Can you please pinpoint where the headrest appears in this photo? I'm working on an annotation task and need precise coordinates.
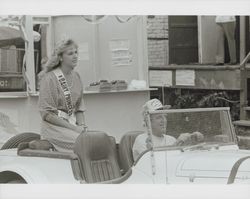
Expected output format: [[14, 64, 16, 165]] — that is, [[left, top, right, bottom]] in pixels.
[[74, 131, 113, 160]]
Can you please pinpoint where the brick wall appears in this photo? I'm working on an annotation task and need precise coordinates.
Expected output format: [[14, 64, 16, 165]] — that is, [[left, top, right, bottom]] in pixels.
[[147, 16, 169, 67]]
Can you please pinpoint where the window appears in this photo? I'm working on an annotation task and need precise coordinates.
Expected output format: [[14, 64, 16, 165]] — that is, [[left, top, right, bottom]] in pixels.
[[0, 16, 26, 92], [0, 16, 51, 93]]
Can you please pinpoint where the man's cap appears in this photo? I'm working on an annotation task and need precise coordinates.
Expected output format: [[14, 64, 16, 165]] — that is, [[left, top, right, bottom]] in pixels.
[[143, 99, 171, 112]]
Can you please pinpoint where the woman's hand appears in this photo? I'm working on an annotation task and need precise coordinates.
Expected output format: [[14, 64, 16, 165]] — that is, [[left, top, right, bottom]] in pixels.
[[74, 124, 87, 133]]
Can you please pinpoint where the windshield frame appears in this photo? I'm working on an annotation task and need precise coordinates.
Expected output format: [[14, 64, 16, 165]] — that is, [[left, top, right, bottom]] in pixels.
[[145, 107, 238, 151]]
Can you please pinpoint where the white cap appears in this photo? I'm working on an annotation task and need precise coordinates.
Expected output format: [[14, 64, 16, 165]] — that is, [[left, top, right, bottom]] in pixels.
[[143, 99, 171, 112]]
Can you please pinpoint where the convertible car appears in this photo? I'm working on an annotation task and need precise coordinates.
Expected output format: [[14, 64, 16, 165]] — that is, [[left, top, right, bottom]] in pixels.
[[0, 107, 250, 184]]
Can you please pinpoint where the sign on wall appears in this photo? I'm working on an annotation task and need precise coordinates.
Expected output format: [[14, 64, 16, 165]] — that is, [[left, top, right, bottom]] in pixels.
[[176, 70, 195, 86], [149, 70, 172, 87], [109, 39, 132, 66]]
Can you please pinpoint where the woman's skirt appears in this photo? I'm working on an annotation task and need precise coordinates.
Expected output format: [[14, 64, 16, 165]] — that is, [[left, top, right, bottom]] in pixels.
[[40, 121, 80, 152]]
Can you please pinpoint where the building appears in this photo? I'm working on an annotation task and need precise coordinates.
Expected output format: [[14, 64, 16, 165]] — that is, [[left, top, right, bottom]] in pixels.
[[0, 15, 249, 147]]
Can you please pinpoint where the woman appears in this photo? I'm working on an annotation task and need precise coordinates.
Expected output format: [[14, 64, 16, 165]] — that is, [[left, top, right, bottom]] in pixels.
[[38, 38, 86, 152]]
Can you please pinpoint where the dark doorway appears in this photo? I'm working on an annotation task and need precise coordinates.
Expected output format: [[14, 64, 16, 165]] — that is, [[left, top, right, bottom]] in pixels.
[[168, 16, 198, 65]]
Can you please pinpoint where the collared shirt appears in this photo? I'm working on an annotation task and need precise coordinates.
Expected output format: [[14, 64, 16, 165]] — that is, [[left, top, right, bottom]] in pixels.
[[132, 133, 176, 161]]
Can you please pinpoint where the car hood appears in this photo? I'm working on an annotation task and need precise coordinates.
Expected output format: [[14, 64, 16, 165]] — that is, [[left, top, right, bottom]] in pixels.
[[175, 149, 250, 178]]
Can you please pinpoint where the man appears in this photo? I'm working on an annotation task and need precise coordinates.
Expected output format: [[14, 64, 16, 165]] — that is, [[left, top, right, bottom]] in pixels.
[[132, 99, 204, 161], [215, 16, 237, 66]]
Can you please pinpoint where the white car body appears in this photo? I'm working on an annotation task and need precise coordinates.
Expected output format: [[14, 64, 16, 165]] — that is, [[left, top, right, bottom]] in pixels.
[[0, 107, 250, 184], [125, 145, 250, 184], [0, 149, 79, 184]]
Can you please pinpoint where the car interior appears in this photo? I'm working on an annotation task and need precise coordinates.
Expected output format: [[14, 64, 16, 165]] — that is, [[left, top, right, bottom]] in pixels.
[[17, 130, 144, 183]]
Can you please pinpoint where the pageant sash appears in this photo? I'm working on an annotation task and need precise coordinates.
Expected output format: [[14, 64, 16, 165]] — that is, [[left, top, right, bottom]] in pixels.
[[53, 68, 74, 119]]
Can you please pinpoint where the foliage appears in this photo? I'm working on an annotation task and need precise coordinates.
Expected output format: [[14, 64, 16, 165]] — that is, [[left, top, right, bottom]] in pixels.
[[169, 89, 240, 121]]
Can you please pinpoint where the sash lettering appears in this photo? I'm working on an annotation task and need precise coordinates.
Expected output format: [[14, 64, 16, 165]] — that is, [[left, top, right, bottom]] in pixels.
[[53, 69, 73, 116]]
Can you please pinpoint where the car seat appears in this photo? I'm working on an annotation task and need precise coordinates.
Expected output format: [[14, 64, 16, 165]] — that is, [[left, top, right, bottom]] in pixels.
[[118, 131, 144, 173], [73, 131, 121, 183]]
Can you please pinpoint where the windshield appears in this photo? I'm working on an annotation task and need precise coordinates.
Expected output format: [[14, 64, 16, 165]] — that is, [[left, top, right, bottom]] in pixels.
[[145, 108, 236, 150]]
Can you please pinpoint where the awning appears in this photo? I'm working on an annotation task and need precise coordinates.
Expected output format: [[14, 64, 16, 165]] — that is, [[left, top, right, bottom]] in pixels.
[[0, 26, 24, 48]]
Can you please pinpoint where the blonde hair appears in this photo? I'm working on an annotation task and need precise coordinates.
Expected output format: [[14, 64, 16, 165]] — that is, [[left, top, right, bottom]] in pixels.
[[44, 39, 78, 72]]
